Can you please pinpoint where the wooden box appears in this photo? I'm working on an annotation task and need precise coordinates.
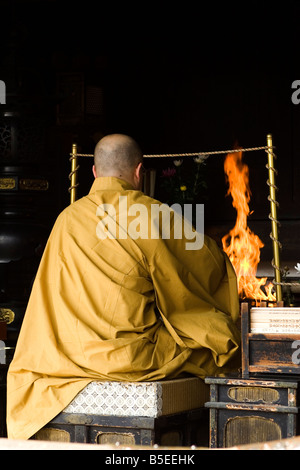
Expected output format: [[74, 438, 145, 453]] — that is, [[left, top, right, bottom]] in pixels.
[[241, 302, 300, 376], [33, 409, 208, 447], [205, 375, 300, 448]]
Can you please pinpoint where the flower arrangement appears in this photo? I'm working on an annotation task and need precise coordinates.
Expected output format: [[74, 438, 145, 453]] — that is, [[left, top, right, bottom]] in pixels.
[[159, 155, 209, 207]]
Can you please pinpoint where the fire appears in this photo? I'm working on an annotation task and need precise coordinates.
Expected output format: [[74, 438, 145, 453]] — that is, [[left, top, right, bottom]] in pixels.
[[222, 150, 276, 301]]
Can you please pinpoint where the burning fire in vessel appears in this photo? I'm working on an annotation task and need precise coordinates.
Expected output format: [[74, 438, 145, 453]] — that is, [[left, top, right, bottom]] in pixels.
[[222, 150, 276, 301]]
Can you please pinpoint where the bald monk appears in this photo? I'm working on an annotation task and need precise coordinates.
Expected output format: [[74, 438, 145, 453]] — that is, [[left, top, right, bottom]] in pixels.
[[7, 134, 240, 440]]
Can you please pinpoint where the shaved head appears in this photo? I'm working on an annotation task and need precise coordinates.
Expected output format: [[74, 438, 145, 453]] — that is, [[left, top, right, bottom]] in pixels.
[[94, 134, 143, 177]]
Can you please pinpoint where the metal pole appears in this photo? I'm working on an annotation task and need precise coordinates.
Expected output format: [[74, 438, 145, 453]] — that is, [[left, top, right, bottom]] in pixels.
[[69, 143, 79, 204], [266, 134, 282, 302]]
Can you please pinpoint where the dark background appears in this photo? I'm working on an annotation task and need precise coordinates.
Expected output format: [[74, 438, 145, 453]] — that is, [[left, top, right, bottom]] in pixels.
[[1, 0, 300, 275]]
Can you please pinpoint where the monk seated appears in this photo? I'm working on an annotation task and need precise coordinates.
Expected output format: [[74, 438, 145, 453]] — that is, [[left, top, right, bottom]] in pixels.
[[6, 134, 240, 441]]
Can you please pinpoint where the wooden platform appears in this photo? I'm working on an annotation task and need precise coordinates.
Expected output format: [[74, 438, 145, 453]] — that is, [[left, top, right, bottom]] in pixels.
[[205, 374, 300, 448], [33, 377, 210, 447]]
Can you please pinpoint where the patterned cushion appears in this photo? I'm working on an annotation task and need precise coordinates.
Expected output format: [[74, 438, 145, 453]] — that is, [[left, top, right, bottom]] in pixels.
[[63, 377, 208, 417]]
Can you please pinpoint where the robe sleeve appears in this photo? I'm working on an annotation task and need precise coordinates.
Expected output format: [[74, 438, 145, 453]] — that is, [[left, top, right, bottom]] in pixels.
[[145, 232, 241, 368]]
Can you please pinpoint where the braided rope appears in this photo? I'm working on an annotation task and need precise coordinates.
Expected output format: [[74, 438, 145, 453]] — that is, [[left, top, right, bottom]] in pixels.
[[69, 145, 271, 159], [264, 148, 285, 290], [68, 155, 80, 193], [68, 146, 272, 194], [143, 145, 270, 158]]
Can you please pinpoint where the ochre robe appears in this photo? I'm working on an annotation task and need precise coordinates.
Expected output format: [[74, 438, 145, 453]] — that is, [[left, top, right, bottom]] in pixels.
[[7, 177, 240, 440]]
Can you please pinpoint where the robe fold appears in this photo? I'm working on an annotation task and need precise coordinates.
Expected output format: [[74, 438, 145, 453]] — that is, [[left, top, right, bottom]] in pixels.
[[7, 177, 240, 440]]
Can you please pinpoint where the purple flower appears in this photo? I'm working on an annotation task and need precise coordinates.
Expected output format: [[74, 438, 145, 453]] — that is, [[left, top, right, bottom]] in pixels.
[[162, 168, 176, 177]]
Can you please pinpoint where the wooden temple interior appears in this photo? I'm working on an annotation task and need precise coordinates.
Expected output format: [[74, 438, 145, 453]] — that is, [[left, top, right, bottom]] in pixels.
[[1, 0, 300, 450]]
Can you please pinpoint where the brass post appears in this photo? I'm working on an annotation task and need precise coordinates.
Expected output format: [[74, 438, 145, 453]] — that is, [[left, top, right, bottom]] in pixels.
[[267, 134, 282, 301], [70, 143, 79, 204]]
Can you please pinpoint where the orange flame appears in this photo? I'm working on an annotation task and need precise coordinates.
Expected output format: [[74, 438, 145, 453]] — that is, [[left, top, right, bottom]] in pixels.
[[222, 150, 276, 301]]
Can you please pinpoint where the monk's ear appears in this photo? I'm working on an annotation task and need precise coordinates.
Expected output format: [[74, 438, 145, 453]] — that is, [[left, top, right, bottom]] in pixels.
[[133, 162, 143, 190], [135, 162, 143, 179], [92, 165, 97, 179]]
